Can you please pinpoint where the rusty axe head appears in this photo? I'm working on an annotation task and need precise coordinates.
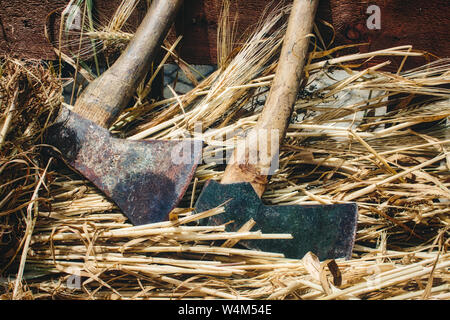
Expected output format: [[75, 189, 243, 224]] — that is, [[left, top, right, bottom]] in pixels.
[[47, 107, 201, 225], [45, 0, 202, 225]]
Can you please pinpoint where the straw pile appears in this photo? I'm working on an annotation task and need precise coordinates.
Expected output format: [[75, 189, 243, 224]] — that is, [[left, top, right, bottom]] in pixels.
[[0, 59, 61, 278], [0, 1, 449, 300]]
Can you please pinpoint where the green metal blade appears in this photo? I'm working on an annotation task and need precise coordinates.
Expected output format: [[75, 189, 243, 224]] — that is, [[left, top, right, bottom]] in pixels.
[[195, 180, 358, 260]]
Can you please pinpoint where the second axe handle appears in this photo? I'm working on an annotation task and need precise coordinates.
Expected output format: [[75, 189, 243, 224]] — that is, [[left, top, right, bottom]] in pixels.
[[221, 0, 319, 197], [73, 0, 183, 129]]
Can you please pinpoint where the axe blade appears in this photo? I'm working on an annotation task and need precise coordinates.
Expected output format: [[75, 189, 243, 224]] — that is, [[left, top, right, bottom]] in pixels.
[[195, 180, 358, 260], [46, 107, 202, 225]]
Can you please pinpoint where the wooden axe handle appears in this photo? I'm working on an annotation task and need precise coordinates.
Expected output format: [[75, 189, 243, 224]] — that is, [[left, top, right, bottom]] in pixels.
[[73, 0, 183, 128], [221, 0, 319, 197]]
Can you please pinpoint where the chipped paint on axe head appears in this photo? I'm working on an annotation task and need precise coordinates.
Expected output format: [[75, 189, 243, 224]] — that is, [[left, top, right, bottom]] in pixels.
[[195, 180, 358, 260], [45, 106, 203, 225]]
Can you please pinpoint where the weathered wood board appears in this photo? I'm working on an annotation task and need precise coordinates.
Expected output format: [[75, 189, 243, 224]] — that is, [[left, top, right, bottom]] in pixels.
[[0, 0, 448, 70]]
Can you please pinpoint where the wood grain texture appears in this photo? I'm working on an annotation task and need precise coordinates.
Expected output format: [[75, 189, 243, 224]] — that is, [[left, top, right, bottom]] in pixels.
[[221, 0, 319, 196], [0, 0, 449, 70], [72, 0, 183, 128], [0, 0, 147, 59]]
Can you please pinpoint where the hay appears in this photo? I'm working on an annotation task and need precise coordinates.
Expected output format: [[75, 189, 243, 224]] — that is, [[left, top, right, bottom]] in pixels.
[[0, 2, 449, 300], [0, 58, 61, 298]]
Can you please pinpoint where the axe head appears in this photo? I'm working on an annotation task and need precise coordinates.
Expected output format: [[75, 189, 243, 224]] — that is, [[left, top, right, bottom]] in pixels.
[[46, 107, 202, 225], [195, 180, 358, 260]]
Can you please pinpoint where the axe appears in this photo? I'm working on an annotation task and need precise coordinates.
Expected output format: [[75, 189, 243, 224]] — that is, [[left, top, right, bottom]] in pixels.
[[195, 0, 358, 260], [46, 0, 203, 225]]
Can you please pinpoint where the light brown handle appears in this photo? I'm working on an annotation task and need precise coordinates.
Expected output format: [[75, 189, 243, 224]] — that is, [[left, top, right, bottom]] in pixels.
[[221, 0, 319, 197], [73, 0, 183, 128]]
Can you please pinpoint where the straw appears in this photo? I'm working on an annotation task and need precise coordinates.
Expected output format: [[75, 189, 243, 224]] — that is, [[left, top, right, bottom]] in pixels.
[[1, 0, 449, 300]]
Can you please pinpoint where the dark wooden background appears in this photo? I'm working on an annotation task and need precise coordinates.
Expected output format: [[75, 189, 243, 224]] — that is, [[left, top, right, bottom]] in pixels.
[[0, 0, 449, 70]]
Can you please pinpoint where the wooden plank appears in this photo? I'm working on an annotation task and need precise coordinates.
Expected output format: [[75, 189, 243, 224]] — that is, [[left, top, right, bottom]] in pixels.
[[323, 0, 450, 70], [0, 0, 146, 59], [0, 0, 448, 70]]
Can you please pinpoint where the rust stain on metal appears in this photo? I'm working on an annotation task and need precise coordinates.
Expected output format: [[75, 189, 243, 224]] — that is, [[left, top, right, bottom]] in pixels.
[[46, 107, 202, 225]]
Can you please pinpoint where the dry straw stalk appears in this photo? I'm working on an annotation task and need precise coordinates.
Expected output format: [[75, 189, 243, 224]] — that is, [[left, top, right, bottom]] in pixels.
[[1, 1, 449, 300]]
